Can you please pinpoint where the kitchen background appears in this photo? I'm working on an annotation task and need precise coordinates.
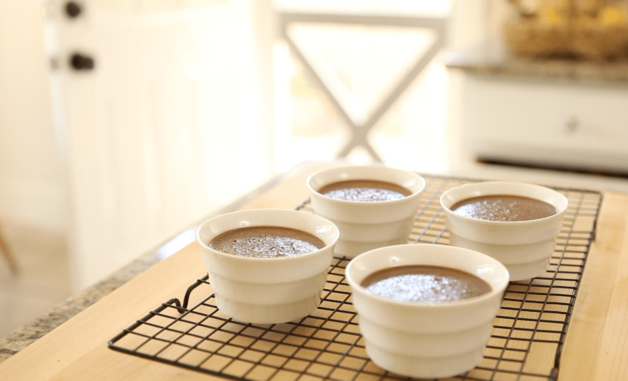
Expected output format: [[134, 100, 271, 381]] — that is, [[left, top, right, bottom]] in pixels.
[[1, 0, 628, 338]]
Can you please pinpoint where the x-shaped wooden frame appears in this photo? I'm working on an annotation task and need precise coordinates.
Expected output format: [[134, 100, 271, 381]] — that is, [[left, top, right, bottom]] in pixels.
[[279, 11, 447, 161]]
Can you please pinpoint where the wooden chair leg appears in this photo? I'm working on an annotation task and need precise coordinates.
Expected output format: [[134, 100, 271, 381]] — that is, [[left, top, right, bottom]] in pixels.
[[0, 227, 18, 275]]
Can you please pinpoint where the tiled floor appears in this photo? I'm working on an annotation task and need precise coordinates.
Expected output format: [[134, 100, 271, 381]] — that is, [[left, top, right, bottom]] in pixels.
[[0, 222, 70, 339]]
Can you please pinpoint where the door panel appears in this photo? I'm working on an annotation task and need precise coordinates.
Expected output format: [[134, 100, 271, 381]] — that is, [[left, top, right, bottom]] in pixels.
[[52, 0, 274, 290]]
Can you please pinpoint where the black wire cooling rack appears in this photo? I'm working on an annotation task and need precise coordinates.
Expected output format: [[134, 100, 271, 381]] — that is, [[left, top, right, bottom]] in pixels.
[[109, 174, 603, 381]]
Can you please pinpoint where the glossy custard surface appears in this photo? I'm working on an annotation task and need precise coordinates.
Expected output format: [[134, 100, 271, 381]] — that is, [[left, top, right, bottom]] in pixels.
[[451, 195, 557, 222], [209, 226, 325, 258], [318, 180, 411, 202], [361, 265, 491, 303]]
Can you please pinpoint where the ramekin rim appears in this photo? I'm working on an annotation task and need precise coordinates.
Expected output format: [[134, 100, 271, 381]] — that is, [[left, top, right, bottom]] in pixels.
[[196, 208, 340, 262], [306, 165, 427, 205], [345, 244, 510, 308], [439, 181, 569, 225]]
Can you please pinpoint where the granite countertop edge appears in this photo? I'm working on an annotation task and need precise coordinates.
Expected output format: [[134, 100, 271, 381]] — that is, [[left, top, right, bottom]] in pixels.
[[0, 250, 162, 365], [446, 52, 628, 85]]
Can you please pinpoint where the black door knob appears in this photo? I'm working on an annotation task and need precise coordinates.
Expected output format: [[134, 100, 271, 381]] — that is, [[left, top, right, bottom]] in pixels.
[[70, 53, 95, 71], [65, 1, 82, 18]]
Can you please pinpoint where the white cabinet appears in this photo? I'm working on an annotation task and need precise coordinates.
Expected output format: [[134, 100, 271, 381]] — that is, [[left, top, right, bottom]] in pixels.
[[456, 74, 628, 173]]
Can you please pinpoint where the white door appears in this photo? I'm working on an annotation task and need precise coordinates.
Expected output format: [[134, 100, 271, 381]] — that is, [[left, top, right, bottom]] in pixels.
[[48, 0, 275, 291]]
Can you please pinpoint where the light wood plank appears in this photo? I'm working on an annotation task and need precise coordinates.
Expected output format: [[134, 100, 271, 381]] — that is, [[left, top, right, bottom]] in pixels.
[[560, 192, 628, 381], [594, 194, 628, 381], [0, 243, 209, 381]]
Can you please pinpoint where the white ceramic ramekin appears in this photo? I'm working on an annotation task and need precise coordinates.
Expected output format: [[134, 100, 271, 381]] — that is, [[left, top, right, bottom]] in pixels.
[[346, 244, 509, 379], [440, 181, 569, 281], [307, 165, 426, 258], [197, 209, 339, 324]]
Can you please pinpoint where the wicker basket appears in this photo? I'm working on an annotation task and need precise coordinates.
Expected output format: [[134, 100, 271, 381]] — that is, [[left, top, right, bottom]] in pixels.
[[503, 18, 572, 57], [571, 22, 628, 59]]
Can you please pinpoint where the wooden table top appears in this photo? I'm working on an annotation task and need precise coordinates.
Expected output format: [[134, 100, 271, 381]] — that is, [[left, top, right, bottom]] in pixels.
[[1, 161, 627, 381]]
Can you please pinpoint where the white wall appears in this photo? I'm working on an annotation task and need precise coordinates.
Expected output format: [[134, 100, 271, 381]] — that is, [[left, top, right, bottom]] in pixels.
[[0, 0, 68, 231]]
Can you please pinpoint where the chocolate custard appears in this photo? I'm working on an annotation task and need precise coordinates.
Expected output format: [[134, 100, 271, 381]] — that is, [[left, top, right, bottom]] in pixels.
[[210, 226, 325, 258], [361, 265, 491, 303], [451, 195, 557, 222], [318, 180, 411, 202]]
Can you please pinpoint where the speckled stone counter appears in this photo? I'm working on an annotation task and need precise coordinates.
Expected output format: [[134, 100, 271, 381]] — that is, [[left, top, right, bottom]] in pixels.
[[0, 250, 163, 364], [446, 52, 628, 85]]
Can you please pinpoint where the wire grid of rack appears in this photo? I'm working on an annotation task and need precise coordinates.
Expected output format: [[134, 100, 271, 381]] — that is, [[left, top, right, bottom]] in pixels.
[[109, 174, 603, 381]]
